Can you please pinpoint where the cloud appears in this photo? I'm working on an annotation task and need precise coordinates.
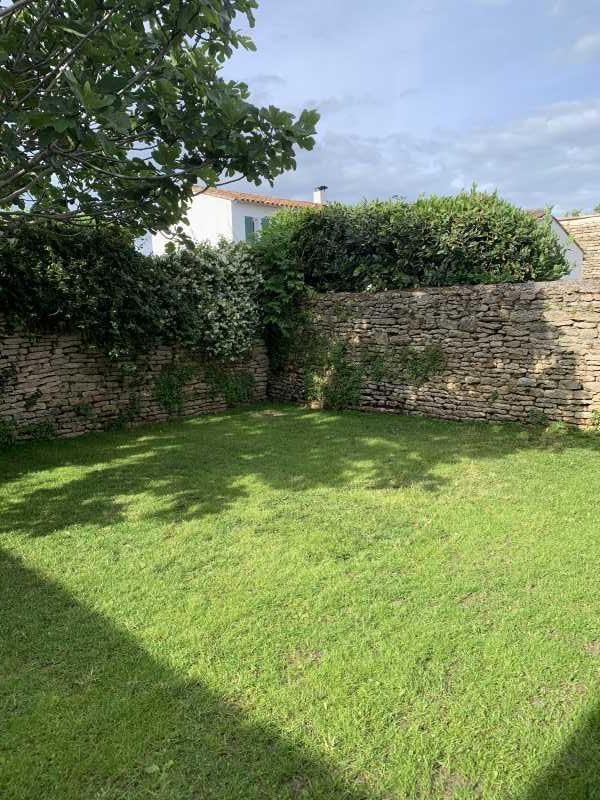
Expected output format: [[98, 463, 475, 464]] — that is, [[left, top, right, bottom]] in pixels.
[[302, 95, 378, 115], [250, 74, 286, 87], [304, 89, 419, 116], [242, 98, 600, 214], [570, 32, 600, 62], [551, 0, 599, 16], [246, 73, 287, 106]]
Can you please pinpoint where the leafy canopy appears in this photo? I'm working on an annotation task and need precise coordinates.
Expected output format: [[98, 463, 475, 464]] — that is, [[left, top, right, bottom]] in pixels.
[[0, 0, 318, 232]]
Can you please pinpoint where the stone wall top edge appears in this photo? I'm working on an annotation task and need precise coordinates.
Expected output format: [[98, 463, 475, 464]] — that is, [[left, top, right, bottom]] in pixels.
[[309, 280, 600, 303]]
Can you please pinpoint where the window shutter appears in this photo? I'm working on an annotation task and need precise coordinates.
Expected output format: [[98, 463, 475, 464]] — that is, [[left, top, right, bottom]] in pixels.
[[261, 217, 271, 230], [244, 216, 255, 240]]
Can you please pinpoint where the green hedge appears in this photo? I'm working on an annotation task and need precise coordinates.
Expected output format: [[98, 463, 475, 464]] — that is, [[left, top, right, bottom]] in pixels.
[[0, 223, 262, 362], [255, 190, 568, 294]]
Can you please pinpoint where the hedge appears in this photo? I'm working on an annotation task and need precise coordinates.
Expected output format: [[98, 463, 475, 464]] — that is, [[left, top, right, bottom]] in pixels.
[[254, 190, 569, 294], [0, 191, 570, 373], [0, 223, 263, 362]]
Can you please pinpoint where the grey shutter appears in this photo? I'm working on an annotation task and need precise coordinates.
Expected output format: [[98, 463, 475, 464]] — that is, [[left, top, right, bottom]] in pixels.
[[244, 216, 255, 240]]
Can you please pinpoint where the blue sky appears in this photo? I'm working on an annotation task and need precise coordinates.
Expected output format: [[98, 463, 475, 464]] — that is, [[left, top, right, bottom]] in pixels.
[[223, 0, 600, 212]]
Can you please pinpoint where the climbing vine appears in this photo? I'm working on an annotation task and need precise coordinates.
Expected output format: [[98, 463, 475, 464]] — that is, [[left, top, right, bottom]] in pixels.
[[24, 388, 42, 410], [20, 419, 56, 440], [363, 345, 447, 387], [0, 418, 16, 447], [295, 323, 447, 411], [0, 363, 16, 393], [402, 346, 447, 386], [297, 330, 364, 411], [154, 364, 195, 416], [204, 364, 256, 406]]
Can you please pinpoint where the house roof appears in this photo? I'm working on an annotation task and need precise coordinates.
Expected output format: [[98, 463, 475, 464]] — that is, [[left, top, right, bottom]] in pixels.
[[525, 208, 584, 253], [558, 213, 600, 222], [192, 186, 319, 209], [527, 208, 548, 220]]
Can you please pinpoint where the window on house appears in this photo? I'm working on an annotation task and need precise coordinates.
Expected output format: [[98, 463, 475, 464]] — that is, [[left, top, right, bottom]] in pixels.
[[244, 216, 255, 241]]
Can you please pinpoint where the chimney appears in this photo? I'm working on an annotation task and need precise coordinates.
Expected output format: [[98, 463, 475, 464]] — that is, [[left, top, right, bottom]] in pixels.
[[313, 185, 328, 205]]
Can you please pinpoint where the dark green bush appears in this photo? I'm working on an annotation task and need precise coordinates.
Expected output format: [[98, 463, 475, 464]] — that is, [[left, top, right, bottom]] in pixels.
[[0, 222, 149, 359], [255, 189, 568, 294], [0, 224, 262, 362], [156, 243, 263, 361]]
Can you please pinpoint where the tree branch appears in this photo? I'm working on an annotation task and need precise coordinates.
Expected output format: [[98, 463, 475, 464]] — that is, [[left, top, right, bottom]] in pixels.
[[0, 167, 51, 204], [0, 149, 49, 187], [0, 0, 37, 22], [7, 0, 128, 114]]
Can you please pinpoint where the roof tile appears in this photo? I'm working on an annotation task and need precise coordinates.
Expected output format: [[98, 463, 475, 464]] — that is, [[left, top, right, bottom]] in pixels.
[[193, 186, 319, 209]]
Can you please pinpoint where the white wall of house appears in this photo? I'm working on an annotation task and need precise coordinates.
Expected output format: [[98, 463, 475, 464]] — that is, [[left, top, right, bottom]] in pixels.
[[185, 193, 234, 246], [141, 193, 234, 254], [138, 195, 285, 254], [135, 232, 154, 255], [231, 201, 280, 242]]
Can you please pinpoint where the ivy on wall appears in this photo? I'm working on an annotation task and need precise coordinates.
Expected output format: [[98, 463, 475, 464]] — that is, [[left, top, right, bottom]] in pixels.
[[293, 320, 447, 411], [154, 364, 195, 416], [304, 340, 364, 411], [152, 360, 258, 419], [0, 415, 57, 445], [363, 345, 447, 387], [204, 364, 256, 406], [0, 363, 17, 393], [0, 418, 16, 447]]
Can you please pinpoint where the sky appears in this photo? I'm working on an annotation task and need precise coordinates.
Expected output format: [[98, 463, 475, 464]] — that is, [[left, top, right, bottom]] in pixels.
[[223, 0, 600, 213]]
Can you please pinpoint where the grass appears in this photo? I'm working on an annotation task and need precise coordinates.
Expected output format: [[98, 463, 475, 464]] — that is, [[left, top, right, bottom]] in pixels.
[[1, 404, 600, 799]]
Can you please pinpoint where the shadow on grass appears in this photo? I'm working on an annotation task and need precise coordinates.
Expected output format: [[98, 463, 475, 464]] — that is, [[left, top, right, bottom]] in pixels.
[[0, 549, 380, 800], [1, 405, 599, 538], [523, 705, 600, 800]]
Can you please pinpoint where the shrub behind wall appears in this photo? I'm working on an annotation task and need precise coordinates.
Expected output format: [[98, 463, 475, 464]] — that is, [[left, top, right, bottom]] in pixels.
[[0, 223, 263, 362], [255, 189, 569, 295]]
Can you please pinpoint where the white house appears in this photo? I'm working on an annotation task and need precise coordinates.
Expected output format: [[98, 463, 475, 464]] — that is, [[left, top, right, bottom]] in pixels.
[[139, 185, 327, 255], [527, 209, 584, 281]]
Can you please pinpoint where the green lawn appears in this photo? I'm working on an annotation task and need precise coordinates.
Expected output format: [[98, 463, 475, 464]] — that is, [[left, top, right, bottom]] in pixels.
[[2, 405, 600, 800]]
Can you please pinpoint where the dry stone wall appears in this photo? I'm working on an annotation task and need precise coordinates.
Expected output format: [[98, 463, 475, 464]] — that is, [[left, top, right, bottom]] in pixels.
[[560, 215, 600, 280], [5, 281, 600, 438], [270, 281, 600, 426], [0, 324, 267, 439]]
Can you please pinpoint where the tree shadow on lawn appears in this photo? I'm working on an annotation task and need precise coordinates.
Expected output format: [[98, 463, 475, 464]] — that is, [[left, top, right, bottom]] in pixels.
[[523, 703, 600, 800], [0, 549, 382, 800], [1, 405, 599, 538]]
